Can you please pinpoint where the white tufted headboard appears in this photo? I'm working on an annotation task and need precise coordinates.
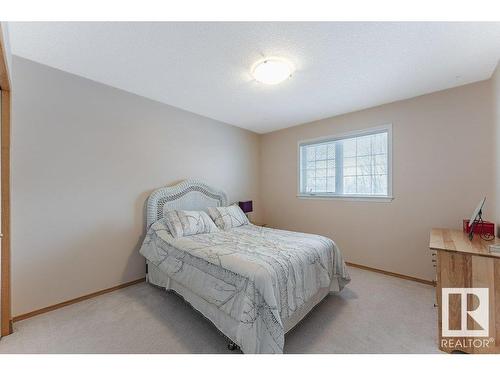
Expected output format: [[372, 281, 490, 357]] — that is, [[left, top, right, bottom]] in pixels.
[[146, 179, 228, 229]]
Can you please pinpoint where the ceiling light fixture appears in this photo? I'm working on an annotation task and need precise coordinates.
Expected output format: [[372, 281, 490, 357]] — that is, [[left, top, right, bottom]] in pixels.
[[251, 57, 294, 85]]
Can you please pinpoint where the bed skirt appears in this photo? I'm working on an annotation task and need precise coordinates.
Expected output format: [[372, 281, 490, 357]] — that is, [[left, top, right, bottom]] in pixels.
[[146, 260, 330, 349]]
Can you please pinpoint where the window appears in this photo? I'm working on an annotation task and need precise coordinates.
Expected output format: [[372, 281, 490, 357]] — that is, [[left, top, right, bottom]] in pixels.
[[298, 125, 392, 200]]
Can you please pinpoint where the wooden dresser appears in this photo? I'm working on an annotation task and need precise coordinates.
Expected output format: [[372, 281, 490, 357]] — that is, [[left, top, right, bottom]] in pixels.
[[429, 228, 500, 353]]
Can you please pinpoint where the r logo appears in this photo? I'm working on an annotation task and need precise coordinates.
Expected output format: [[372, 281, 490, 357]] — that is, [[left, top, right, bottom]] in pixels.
[[442, 288, 489, 337]]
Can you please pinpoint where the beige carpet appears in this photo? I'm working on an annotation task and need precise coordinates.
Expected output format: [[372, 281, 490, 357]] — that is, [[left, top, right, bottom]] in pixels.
[[0, 267, 441, 354]]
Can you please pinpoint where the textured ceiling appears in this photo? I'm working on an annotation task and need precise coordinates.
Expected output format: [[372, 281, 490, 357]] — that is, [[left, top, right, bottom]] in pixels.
[[8, 22, 500, 133]]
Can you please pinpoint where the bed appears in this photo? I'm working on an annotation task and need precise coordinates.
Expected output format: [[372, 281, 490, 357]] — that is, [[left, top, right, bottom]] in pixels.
[[139, 179, 350, 354]]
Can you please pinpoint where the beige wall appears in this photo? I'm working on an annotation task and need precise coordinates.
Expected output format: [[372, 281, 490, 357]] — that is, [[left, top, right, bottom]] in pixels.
[[10, 54, 498, 315], [493, 62, 500, 229], [11, 57, 261, 316], [260, 80, 494, 281]]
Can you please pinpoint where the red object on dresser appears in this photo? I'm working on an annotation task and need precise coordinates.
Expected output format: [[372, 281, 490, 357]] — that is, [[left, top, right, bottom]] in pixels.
[[462, 219, 495, 237]]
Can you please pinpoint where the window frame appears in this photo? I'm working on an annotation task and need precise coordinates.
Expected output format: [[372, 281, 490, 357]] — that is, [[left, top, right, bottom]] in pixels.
[[297, 124, 393, 202]]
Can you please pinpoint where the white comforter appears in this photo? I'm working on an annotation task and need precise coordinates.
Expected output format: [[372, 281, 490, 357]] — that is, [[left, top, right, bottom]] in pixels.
[[139, 222, 350, 353]]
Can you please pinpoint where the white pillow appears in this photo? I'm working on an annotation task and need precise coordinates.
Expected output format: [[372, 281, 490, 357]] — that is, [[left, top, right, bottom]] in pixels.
[[164, 210, 219, 238], [207, 205, 249, 230]]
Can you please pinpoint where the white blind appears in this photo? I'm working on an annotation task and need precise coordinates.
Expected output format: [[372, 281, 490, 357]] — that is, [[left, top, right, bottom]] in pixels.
[[299, 129, 389, 196]]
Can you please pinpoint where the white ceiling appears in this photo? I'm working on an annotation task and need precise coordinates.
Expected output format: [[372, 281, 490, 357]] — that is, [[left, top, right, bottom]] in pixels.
[[8, 22, 500, 133]]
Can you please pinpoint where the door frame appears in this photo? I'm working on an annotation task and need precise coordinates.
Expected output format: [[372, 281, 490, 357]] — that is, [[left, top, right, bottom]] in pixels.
[[0, 25, 12, 337]]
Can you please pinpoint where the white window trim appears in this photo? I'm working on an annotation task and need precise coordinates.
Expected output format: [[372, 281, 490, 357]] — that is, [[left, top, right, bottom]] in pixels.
[[297, 124, 394, 202]]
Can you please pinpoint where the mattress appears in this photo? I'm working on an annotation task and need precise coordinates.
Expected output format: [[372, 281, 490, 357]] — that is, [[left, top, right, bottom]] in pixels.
[[139, 222, 350, 354]]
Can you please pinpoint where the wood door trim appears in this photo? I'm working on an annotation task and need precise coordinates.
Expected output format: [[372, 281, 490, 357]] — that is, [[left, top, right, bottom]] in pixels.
[[0, 26, 10, 91], [0, 24, 12, 337]]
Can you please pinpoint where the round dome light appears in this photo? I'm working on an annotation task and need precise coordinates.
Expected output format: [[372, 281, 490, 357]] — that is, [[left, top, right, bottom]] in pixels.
[[251, 58, 294, 85]]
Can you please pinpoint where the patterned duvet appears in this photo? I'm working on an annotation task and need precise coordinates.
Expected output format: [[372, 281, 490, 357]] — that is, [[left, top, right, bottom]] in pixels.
[[139, 221, 350, 354]]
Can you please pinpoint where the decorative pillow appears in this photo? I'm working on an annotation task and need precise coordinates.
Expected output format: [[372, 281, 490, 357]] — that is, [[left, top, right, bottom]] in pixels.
[[207, 205, 249, 230], [164, 210, 219, 238]]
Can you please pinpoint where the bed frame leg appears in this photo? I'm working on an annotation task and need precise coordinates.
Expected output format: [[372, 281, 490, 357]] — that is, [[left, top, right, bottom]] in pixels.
[[227, 341, 239, 351]]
